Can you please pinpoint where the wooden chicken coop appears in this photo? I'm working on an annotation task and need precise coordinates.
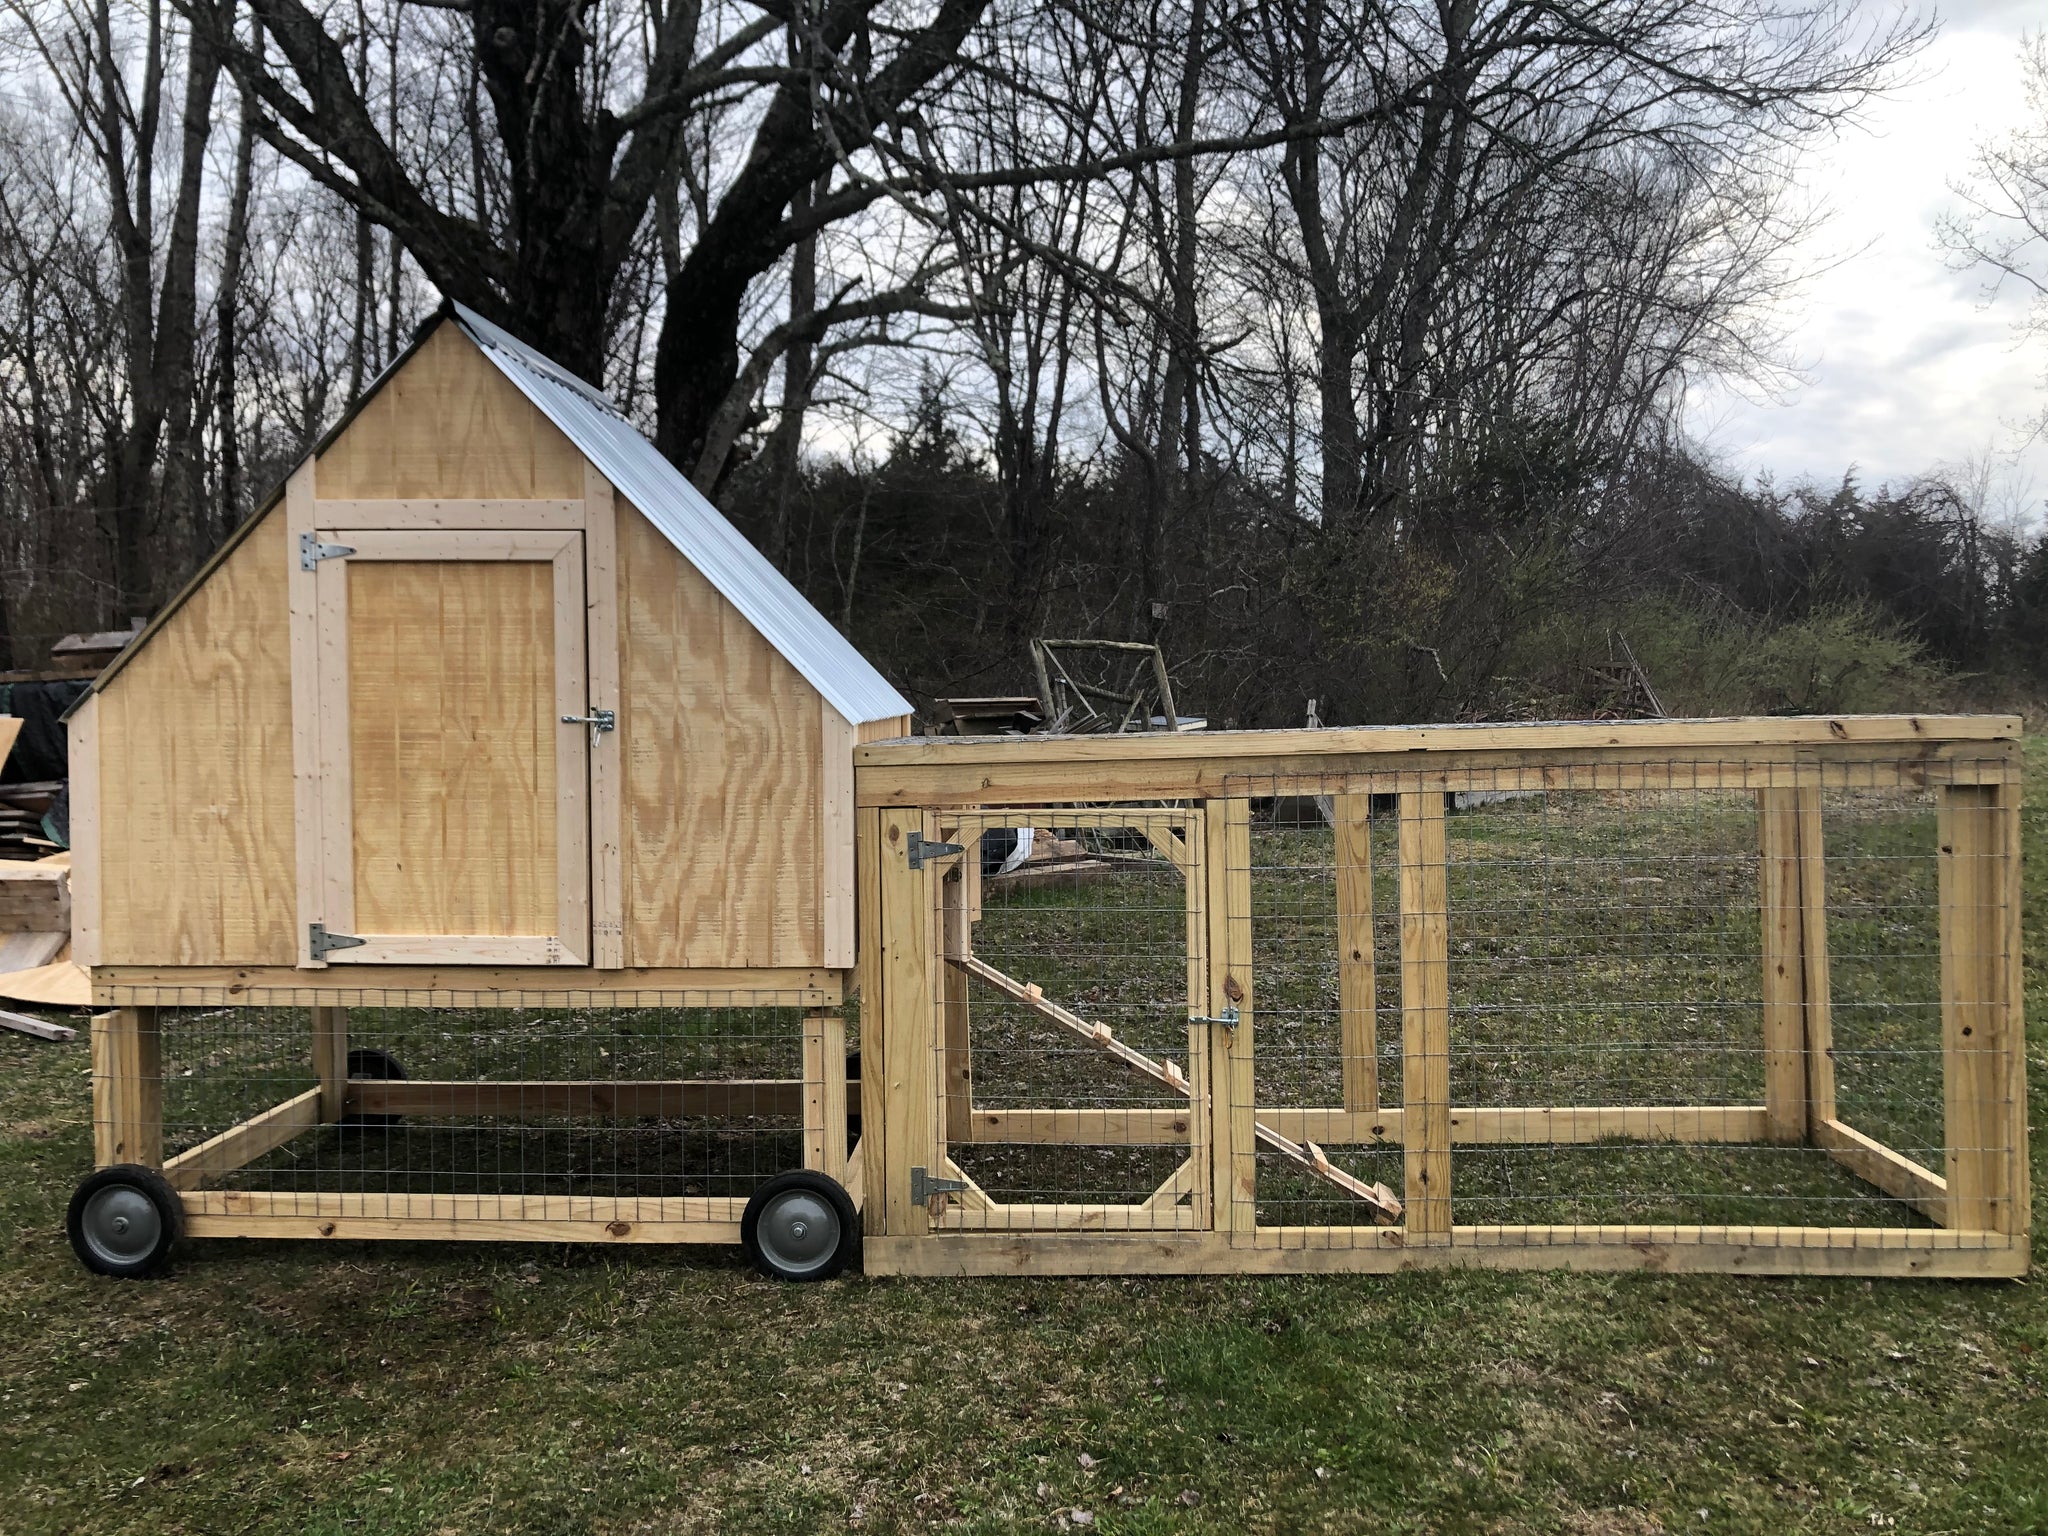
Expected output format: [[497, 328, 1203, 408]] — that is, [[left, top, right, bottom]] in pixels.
[[66, 304, 907, 1281]]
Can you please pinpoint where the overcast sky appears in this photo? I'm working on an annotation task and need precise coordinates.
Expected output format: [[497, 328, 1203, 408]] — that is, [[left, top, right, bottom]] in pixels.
[[1689, 0, 2046, 514]]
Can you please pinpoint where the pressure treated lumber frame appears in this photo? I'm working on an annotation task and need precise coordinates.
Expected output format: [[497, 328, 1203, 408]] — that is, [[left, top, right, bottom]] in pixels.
[[89, 996, 851, 1247], [855, 715, 2030, 1279]]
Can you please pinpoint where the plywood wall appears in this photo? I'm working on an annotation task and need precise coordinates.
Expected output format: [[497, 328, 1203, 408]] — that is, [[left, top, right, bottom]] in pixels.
[[95, 508, 298, 964], [618, 503, 826, 967], [315, 322, 584, 500]]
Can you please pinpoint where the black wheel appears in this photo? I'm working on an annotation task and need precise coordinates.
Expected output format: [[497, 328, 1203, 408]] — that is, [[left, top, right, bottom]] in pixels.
[[68, 1165, 182, 1278], [342, 1046, 407, 1128], [742, 1171, 859, 1281]]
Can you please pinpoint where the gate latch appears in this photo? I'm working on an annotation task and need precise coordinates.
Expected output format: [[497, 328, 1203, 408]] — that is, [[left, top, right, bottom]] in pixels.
[[909, 1165, 967, 1203], [299, 533, 356, 570], [308, 922, 366, 961], [561, 709, 617, 743], [1189, 1004, 1241, 1028], [906, 831, 965, 870]]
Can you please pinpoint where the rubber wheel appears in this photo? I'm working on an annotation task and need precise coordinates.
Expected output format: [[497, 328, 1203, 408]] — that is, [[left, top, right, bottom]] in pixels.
[[742, 1171, 859, 1282], [342, 1046, 407, 1128], [68, 1165, 182, 1278]]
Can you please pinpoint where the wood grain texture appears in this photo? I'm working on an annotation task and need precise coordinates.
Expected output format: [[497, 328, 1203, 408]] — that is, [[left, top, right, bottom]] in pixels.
[[821, 704, 856, 968], [67, 694, 101, 966], [1398, 791, 1452, 1240], [348, 558, 560, 938], [618, 503, 824, 968], [313, 321, 583, 500], [1334, 793, 1377, 1112], [96, 509, 297, 965], [1793, 786, 1837, 1125], [1757, 789, 1809, 1144], [1939, 784, 2019, 1234], [91, 1006, 161, 1167], [585, 467, 625, 968]]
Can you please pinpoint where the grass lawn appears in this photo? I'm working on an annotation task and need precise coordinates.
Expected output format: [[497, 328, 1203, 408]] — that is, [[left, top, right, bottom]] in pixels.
[[4, 760, 2046, 1533]]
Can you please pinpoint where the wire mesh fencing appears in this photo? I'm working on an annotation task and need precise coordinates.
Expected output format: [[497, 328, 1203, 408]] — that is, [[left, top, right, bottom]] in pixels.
[[96, 991, 843, 1231], [874, 738, 2023, 1274]]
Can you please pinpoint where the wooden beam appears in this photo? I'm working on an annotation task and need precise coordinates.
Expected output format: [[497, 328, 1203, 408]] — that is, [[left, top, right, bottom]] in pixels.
[[0, 1010, 74, 1042], [939, 870, 973, 1144], [181, 1189, 744, 1244], [876, 809, 937, 1237], [958, 1104, 1776, 1147], [584, 468, 624, 969], [92, 965, 843, 1008], [162, 1088, 323, 1191], [286, 461, 324, 967], [64, 692, 100, 967], [1206, 799, 1257, 1233], [90, 1006, 160, 1167], [1334, 793, 1377, 1113], [308, 498, 585, 527], [1794, 786, 1837, 1126], [1758, 789, 1809, 1144], [312, 1005, 348, 1122], [856, 808, 889, 1231], [863, 1226, 2028, 1279], [803, 1010, 848, 1182], [1939, 784, 2020, 1234], [1813, 1118, 1947, 1224], [353, 1079, 805, 1118], [1399, 792, 1452, 1240]]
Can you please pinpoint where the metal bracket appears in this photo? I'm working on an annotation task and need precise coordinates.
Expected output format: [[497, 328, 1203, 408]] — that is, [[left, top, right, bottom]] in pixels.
[[561, 709, 617, 743], [299, 533, 356, 570], [906, 831, 965, 870], [909, 1165, 967, 1203], [1189, 1004, 1241, 1028], [308, 922, 366, 961]]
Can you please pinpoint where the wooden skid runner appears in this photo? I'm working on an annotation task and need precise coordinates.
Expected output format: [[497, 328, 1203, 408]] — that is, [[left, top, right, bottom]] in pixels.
[[954, 954, 1403, 1222]]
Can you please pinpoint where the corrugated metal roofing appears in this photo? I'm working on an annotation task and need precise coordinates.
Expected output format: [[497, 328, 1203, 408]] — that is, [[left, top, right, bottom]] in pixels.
[[452, 302, 912, 726]]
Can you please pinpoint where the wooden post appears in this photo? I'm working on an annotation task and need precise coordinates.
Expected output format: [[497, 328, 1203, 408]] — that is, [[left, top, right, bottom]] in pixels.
[[875, 809, 937, 1237], [1202, 799, 1256, 1235], [312, 1005, 349, 1123], [857, 807, 889, 1226], [802, 1009, 848, 1183], [939, 867, 974, 1144], [1794, 786, 1836, 1125], [91, 1006, 161, 1168], [1758, 789, 1809, 1144], [1398, 792, 1451, 1240], [1335, 793, 1378, 1113], [1939, 784, 2021, 1234], [1181, 813, 1212, 1228]]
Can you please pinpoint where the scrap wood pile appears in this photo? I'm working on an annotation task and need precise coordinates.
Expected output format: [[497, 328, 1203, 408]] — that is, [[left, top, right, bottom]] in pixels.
[[0, 781, 62, 859]]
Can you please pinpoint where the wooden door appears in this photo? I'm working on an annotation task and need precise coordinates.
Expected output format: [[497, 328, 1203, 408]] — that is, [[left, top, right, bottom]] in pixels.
[[308, 529, 590, 964]]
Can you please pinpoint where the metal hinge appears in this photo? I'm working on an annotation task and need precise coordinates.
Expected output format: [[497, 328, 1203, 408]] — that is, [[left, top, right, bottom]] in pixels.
[[909, 1165, 967, 1203], [299, 533, 356, 570], [906, 831, 965, 870], [560, 709, 616, 742], [308, 922, 366, 961], [1189, 1004, 1241, 1028]]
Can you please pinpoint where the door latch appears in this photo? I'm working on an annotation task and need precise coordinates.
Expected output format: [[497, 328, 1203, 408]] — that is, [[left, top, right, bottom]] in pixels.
[[1190, 1004, 1241, 1028], [561, 709, 616, 742]]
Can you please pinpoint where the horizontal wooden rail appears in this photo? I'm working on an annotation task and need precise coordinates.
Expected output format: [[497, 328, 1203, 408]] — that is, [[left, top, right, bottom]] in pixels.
[[857, 715, 2017, 807], [960, 1105, 1774, 1147], [162, 1088, 324, 1191], [182, 1190, 744, 1244], [352, 1079, 804, 1119]]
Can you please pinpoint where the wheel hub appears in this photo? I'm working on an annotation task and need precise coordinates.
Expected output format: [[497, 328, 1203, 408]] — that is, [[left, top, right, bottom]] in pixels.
[[757, 1190, 837, 1277], [81, 1186, 161, 1266]]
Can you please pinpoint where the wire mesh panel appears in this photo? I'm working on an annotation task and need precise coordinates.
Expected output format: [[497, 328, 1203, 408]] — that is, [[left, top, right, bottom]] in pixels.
[[927, 809, 1209, 1231], [94, 990, 840, 1241], [1216, 759, 2023, 1260]]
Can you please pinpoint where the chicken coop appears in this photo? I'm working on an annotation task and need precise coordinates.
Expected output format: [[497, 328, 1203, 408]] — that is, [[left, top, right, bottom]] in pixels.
[[851, 717, 2029, 1280], [66, 303, 907, 1281]]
